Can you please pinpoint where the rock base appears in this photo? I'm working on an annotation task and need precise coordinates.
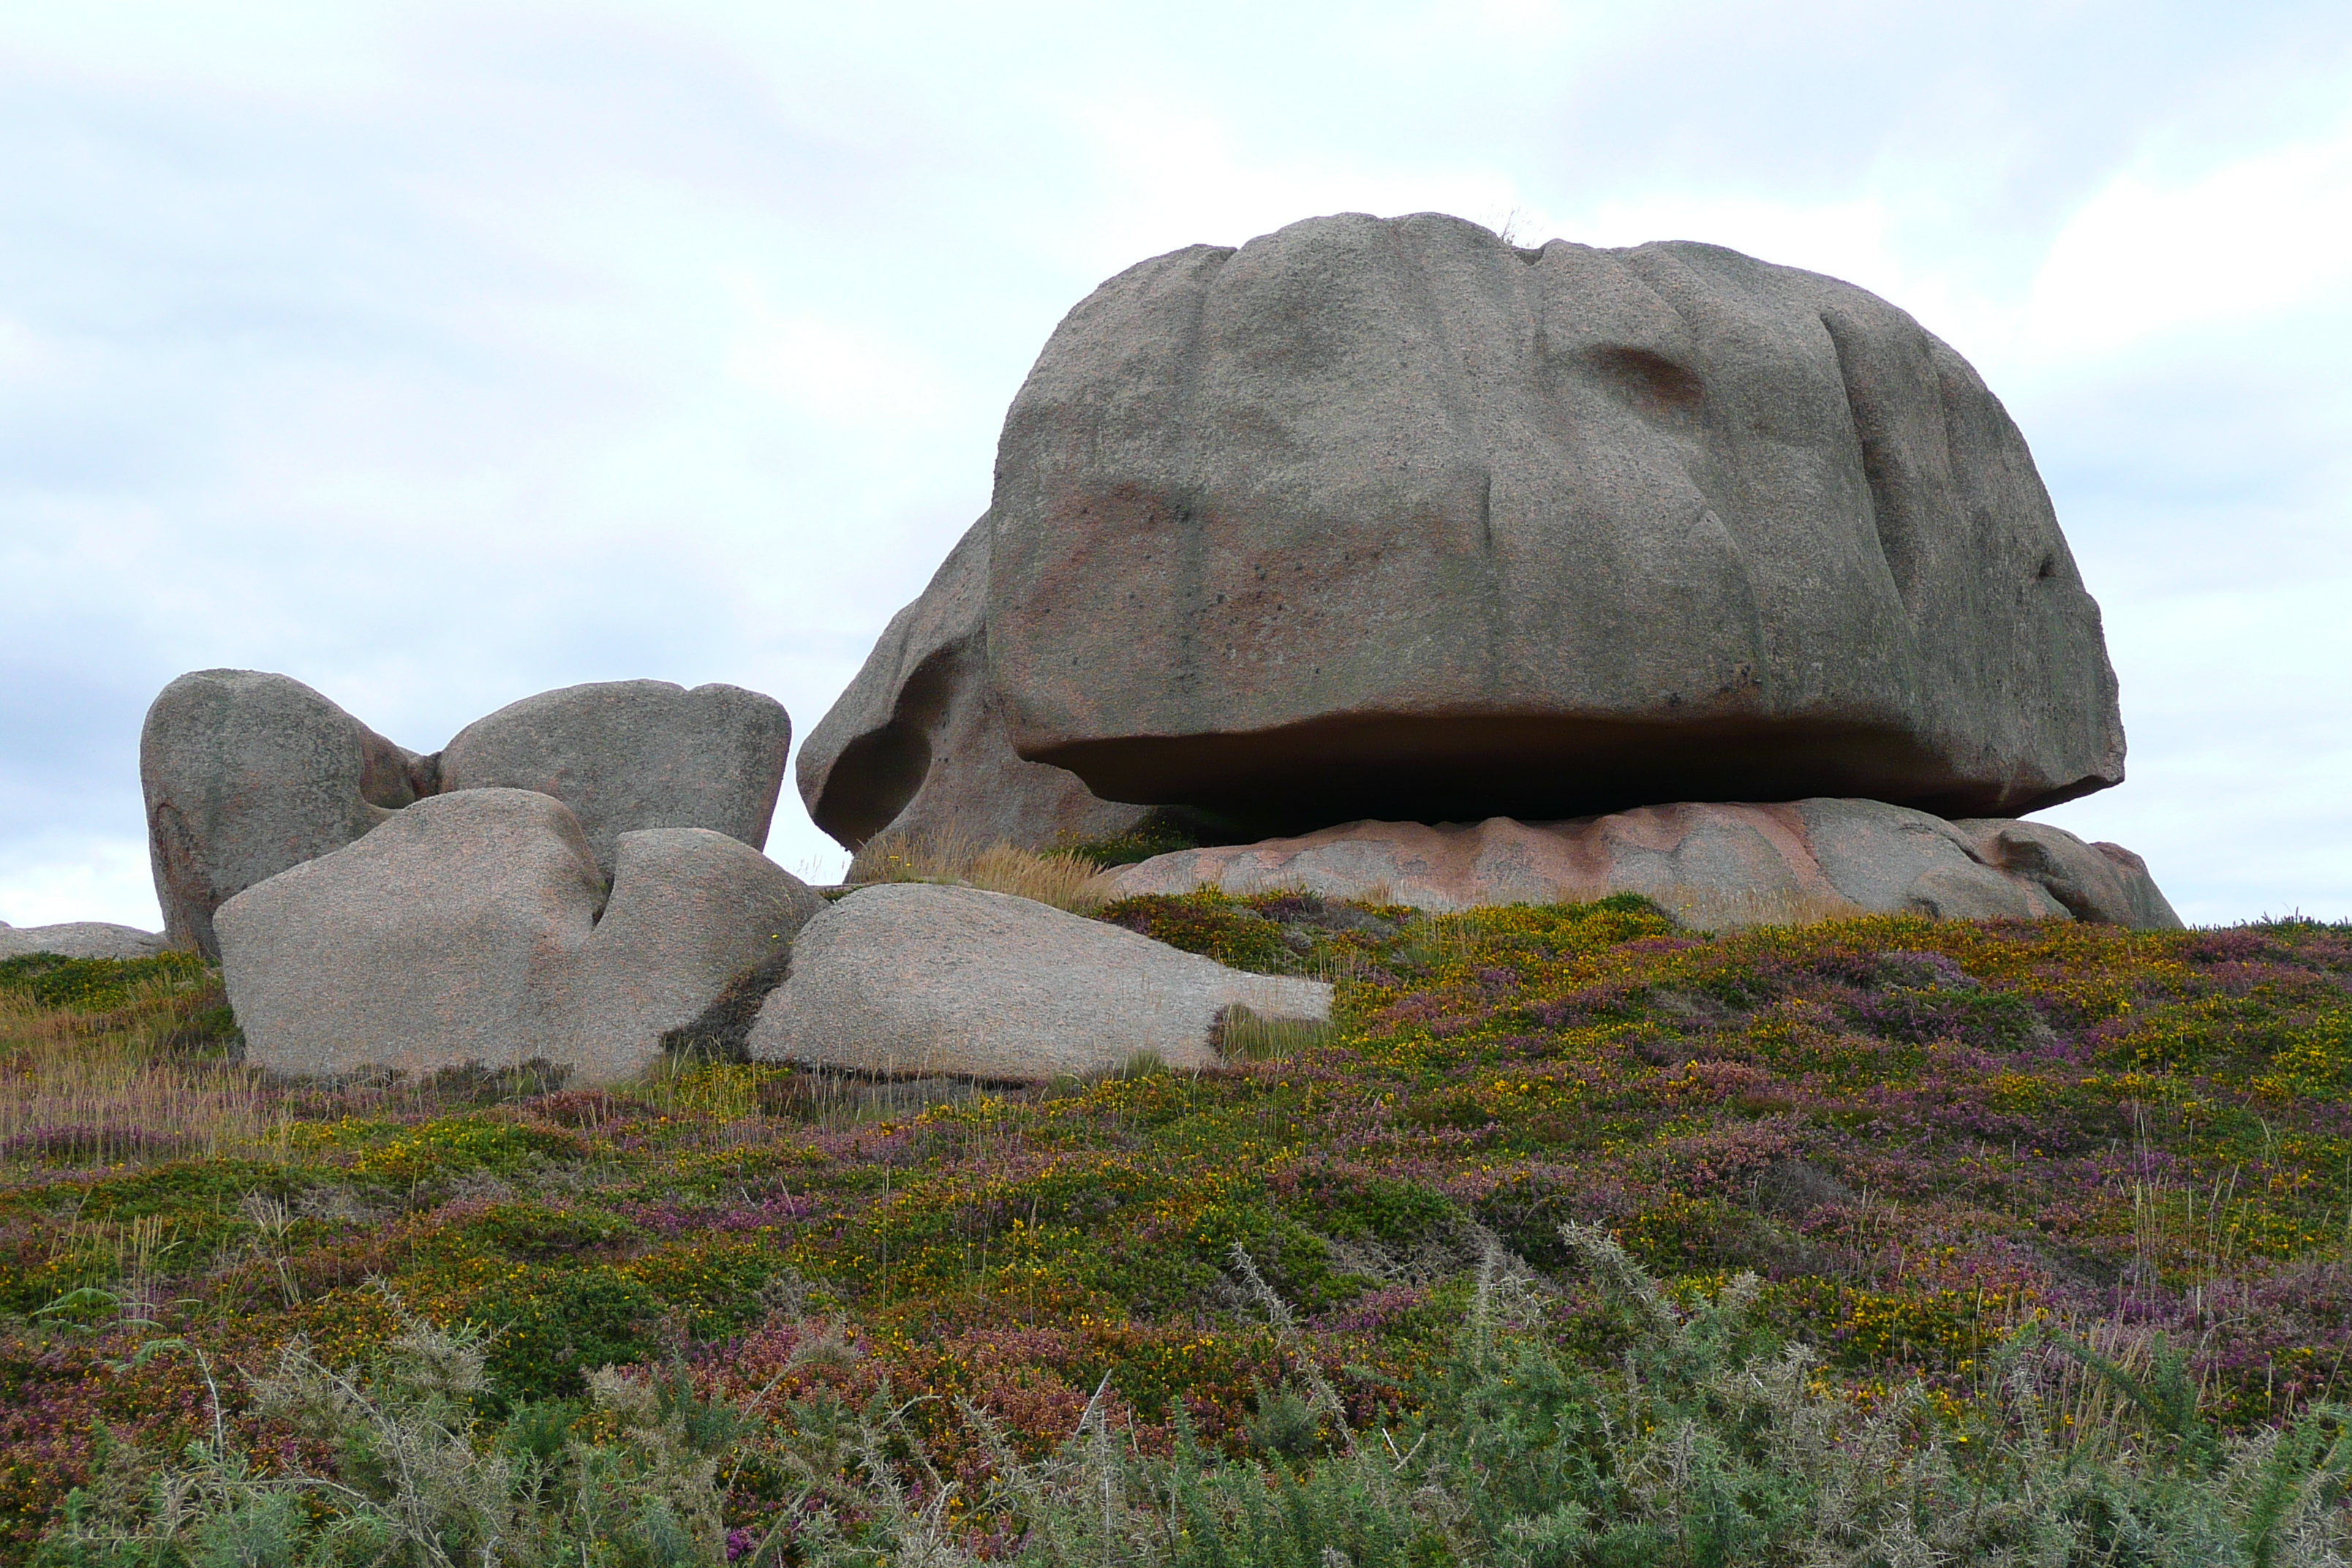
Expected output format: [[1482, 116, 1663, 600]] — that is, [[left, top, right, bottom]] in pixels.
[[1098, 799, 2181, 930]]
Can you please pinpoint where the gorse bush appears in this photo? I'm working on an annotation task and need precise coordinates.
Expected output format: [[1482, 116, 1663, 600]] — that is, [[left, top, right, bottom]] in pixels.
[[1096, 892, 1301, 972], [33, 1292, 752, 1568], [7, 911, 2352, 1562], [0, 953, 210, 1015], [33, 1237, 2352, 1565], [1063, 816, 1204, 870]]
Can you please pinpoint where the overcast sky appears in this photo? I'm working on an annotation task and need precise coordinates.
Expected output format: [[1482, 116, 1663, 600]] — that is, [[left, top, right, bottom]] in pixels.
[[2, 1, 2348, 930]]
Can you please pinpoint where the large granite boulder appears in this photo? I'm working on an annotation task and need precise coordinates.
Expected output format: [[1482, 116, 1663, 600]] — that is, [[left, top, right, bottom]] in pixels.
[[747, 883, 1331, 1082], [797, 516, 1153, 853], [142, 669, 434, 959], [0, 921, 172, 961], [216, 789, 822, 1084], [438, 680, 792, 878], [1098, 800, 2182, 930], [984, 213, 2125, 832]]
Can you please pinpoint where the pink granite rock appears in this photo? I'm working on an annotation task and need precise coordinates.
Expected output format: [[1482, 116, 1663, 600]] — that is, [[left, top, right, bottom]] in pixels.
[[988, 214, 2125, 831], [1098, 799, 2179, 930], [141, 669, 433, 959], [438, 679, 793, 878], [795, 514, 1153, 852], [747, 883, 1330, 1082], [217, 789, 823, 1083], [0, 922, 171, 960]]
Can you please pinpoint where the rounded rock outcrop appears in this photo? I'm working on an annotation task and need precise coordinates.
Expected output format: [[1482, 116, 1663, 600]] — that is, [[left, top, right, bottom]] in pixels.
[[0, 921, 173, 961], [1096, 801, 2181, 930], [141, 671, 800, 954], [984, 212, 2125, 832], [438, 679, 792, 880], [140, 669, 432, 959], [216, 788, 823, 1084], [747, 882, 1330, 1082]]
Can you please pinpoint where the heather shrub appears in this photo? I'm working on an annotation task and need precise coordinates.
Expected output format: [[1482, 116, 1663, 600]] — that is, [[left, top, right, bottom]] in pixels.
[[1094, 889, 1299, 972], [34, 1240, 2352, 1566], [31, 1297, 748, 1568]]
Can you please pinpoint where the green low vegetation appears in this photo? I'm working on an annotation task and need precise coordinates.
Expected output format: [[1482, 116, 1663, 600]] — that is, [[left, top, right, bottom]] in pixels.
[[4, 894, 2352, 1564]]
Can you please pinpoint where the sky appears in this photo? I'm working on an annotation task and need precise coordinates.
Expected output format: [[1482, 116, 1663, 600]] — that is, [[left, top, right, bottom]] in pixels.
[[1, 0, 2348, 930]]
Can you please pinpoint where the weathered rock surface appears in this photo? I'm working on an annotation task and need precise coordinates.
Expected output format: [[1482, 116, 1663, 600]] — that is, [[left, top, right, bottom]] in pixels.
[[217, 789, 821, 1083], [1946, 818, 2182, 930], [1098, 800, 2182, 930], [987, 213, 2125, 832], [797, 516, 1154, 852], [438, 680, 792, 878], [142, 669, 432, 959], [570, 827, 823, 1076], [142, 671, 799, 951], [746, 883, 1331, 1082], [0, 921, 173, 960]]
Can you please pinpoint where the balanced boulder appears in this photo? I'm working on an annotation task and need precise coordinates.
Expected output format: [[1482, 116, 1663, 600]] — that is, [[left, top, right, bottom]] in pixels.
[[0, 921, 172, 961], [985, 213, 2125, 832], [746, 883, 1331, 1082], [438, 680, 792, 878], [141, 669, 433, 959], [798, 516, 1153, 853], [217, 788, 821, 1084], [1098, 800, 2182, 930]]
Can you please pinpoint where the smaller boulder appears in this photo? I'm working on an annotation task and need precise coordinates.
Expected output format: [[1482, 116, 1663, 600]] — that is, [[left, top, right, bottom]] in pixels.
[[218, 789, 821, 1083], [0, 921, 172, 961], [747, 883, 1330, 1082], [437, 680, 792, 878], [142, 669, 431, 959], [1098, 800, 2182, 930], [570, 827, 824, 1080], [1947, 819, 2184, 929]]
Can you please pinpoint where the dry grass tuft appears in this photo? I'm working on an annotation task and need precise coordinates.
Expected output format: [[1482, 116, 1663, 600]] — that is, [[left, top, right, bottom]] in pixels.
[[1209, 1005, 1335, 1063], [0, 977, 281, 1166], [846, 828, 1111, 911]]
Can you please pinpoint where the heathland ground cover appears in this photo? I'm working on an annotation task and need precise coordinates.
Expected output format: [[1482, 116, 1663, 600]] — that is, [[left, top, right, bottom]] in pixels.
[[4, 889, 2352, 1564]]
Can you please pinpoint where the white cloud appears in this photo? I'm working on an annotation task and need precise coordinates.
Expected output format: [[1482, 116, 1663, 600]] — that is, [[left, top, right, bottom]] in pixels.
[[2015, 123, 2352, 365], [721, 278, 952, 431], [0, 834, 157, 931], [0, 316, 44, 380]]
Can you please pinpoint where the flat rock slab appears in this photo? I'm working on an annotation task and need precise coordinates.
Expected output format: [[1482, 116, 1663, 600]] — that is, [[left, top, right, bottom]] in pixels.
[[219, 789, 822, 1084], [438, 679, 792, 878], [1098, 800, 2182, 930], [0, 921, 172, 961], [988, 214, 2125, 829], [747, 882, 1332, 1082]]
